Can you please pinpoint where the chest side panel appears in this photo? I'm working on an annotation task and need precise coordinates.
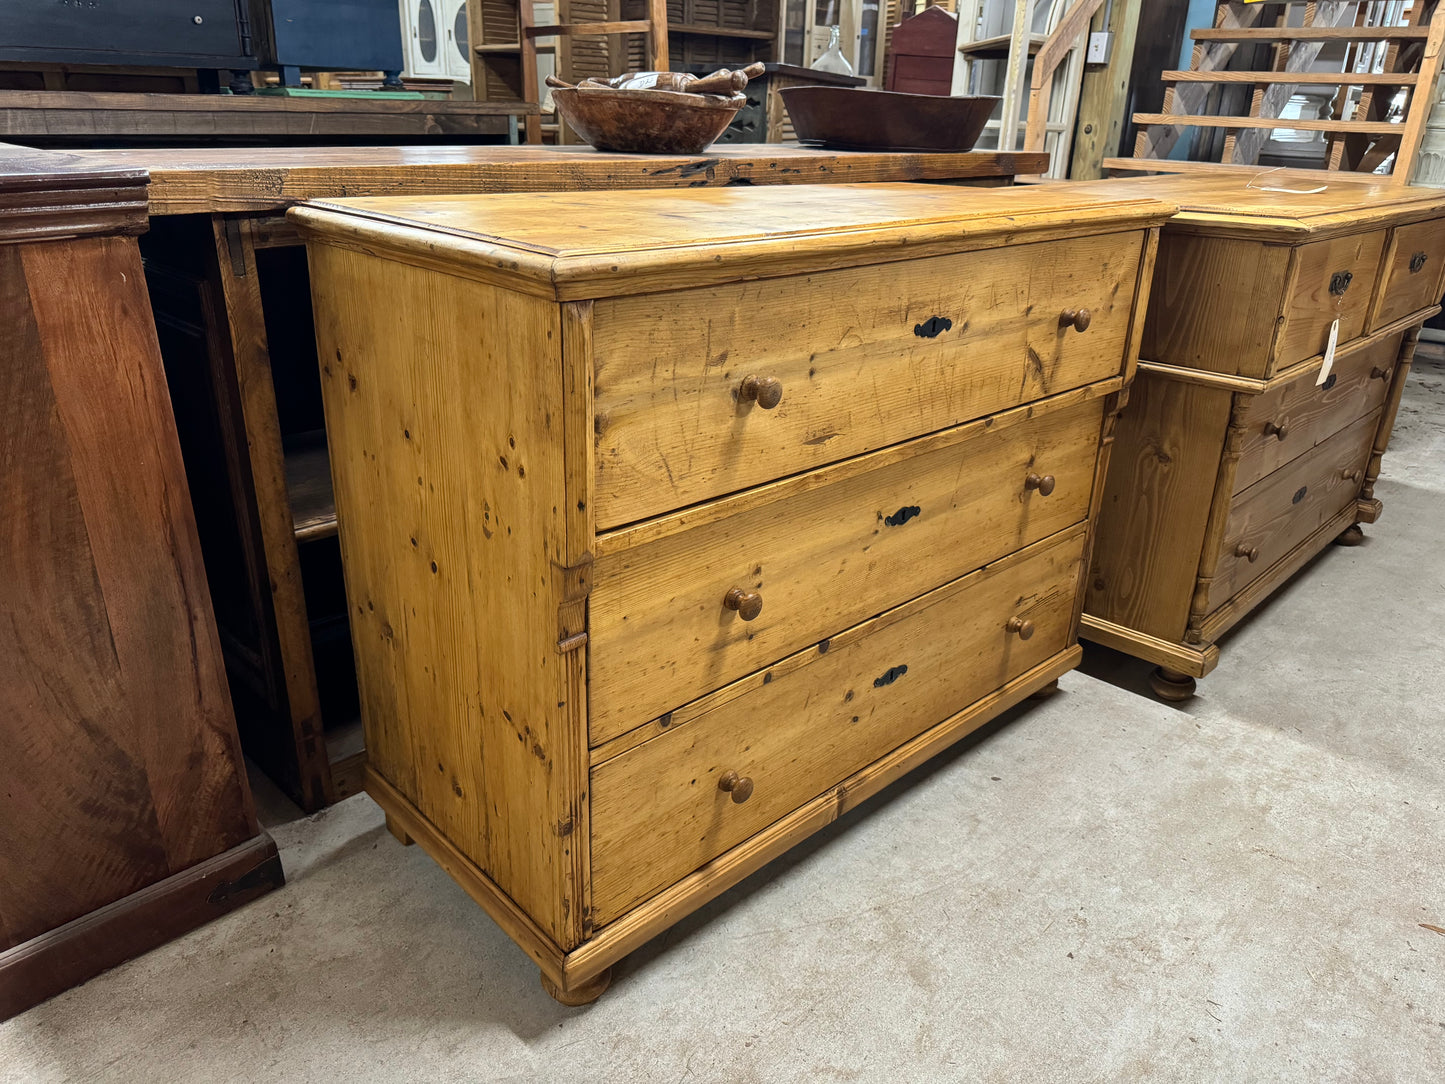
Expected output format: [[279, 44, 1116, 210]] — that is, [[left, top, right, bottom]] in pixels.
[[1085, 370, 1233, 642], [1140, 233, 1290, 379], [308, 244, 587, 948]]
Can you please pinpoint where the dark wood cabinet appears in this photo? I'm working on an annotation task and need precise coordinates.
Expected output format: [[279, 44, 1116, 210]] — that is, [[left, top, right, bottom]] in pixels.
[[0, 147, 281, 1021]]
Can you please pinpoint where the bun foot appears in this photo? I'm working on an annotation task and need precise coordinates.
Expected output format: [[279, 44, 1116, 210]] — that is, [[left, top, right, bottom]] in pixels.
[[1149, 667, 1196, 702], [384, 813, 414, 846], [1028, 679, 1060, 701], [1333, 524, 1366, 547], [541, 967, 612, 1007]]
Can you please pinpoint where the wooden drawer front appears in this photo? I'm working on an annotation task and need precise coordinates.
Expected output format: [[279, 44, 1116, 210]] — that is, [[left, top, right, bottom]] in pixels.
[[588, 395, 1105, 745], [589, 526, 1086, 925], [1371, 218, 1445, 329], [1273, 230, 1385, 374], [1209, 410, 1379, 611], [590, 231, 1144, 527], [1233, 331, 1400, 495]]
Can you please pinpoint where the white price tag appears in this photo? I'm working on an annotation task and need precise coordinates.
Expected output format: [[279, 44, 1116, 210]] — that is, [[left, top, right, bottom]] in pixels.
[[1317, 318, 1339, 386]]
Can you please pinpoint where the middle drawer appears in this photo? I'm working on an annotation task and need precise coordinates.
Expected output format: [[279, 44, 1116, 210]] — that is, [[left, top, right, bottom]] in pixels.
[[587, 392, 1106, 745], [1232, 330, 1401, 495]]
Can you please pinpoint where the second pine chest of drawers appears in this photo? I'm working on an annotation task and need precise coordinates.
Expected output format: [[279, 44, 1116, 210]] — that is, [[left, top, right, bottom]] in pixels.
[[291, 183, 1173, 1003], [1082, 172, 1445, 699]]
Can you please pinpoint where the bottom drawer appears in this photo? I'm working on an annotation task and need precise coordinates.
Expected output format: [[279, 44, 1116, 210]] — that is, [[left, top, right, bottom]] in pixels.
[[1209, 409, 1380, 612], [589, 523, 1087, 926]]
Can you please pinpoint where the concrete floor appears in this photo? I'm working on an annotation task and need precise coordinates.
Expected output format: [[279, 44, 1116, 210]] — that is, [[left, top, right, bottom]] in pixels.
[[5, 355, 1445, 1083]]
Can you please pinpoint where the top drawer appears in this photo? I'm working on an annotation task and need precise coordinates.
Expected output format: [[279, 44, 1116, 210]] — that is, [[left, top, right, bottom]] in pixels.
[[590, 230, 1145, 528], [1271, 230, 1386, 376], [1370, 218, 1445, 330], [1142, 229, 1383, 379]]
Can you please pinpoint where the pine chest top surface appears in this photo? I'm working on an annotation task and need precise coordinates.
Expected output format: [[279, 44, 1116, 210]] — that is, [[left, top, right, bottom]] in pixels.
[[289, 182, 1175, 301], [1081, 171, 1445, 239]]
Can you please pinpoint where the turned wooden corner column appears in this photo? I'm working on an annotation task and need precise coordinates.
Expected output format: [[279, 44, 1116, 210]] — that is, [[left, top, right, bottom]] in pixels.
[[1358, 325, 1421, 519], [0, 146, 283, 1021]]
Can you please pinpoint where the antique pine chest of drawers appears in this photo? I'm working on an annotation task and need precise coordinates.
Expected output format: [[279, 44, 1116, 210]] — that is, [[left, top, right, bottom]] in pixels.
[[1081, 171, 1445, 700], [291, 183, 1172, 1003]]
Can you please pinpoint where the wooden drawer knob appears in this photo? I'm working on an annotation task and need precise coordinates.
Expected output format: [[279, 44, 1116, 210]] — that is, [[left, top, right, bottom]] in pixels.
[[738, 375, 783, 409], [1235, 543, 1260, 563], [723, 587, 763, 621], [1341, 467, 1363, 484], [1006, 616, 1035, 640], [1059, 308, 1092, 333], [1263, 420, 1288, 441], [1370, 366, 1393, 382], [1024, 472, 1056, 496], [718, 769, 754, 804]]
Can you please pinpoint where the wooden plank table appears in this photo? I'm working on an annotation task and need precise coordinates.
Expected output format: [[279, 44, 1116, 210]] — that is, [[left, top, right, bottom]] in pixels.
[[0, 145, 282, 1019], [71, 143, 1048, 812], [96, 143, 1049, 214]]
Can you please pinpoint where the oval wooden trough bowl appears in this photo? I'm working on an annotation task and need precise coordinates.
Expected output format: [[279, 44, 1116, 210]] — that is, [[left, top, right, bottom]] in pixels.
[[780, 85, 1001, 153], [551, 86, 746, 155]]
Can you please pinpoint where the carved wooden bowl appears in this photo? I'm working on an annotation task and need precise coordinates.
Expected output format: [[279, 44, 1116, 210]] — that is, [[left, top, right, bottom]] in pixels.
[[551, 87, 747, 155], [781, 86, 1001, 153]]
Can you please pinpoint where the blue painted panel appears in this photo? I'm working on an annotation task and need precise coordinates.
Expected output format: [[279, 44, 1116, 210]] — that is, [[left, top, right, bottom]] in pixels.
[[1168, 0, 1220, 160], [266, 0, 405, 71]]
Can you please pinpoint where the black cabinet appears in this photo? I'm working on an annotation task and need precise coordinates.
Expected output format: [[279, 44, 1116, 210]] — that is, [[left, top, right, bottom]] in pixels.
[[0, 0, 254, 69], [0, 0, 404, 78]]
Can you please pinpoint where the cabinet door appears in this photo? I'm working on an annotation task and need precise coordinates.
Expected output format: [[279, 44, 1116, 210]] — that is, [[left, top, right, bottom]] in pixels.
[[443, 0, 472, 80], [405, 0, 446, 76]]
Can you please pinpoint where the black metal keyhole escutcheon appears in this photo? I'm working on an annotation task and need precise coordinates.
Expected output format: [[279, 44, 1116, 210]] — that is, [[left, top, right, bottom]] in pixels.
[[914, 315, 953, 339], [884, 505, 921, 527], [1321, 373, 1338, 391], [1329, 270, 1353, 296], [1293, 485, 1309, 505], [1411, 251, 1429, 274], [874, 664, 909, 688]]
